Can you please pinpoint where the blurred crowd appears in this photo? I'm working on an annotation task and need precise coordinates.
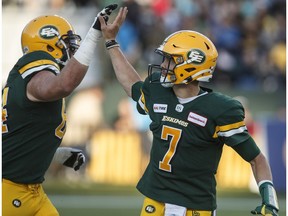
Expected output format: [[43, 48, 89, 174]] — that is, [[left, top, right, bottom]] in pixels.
[[3, 0, 286, 92]]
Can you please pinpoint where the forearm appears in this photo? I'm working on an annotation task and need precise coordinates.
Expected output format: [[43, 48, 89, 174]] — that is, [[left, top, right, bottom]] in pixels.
[[57, 58, 89, 95], [107, 46, 141, 97], [27, 60, 88, 101], [250, 152, 273, 184], [98, 7, 139, 96], [250, 152, 279, 215]]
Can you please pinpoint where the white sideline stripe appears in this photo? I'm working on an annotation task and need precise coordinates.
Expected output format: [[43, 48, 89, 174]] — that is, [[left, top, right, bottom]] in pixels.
[[49, 195, 286, 211]]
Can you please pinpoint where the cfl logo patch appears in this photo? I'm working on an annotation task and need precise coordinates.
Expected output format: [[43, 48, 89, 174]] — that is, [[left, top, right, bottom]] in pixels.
[[12, 199, 21, 208], [145, 205, 155, 213]]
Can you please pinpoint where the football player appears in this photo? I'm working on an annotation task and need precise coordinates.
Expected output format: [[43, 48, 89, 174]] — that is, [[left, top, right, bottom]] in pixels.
[[2, 4, 117, 216], [98, 7, 279, 216]]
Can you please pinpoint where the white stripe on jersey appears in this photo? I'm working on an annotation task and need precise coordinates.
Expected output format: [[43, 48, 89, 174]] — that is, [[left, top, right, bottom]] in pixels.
[[217, 126, 247, 137], [21, 65, 60, 79]]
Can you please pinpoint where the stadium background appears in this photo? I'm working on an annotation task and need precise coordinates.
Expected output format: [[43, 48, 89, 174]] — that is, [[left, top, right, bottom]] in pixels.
[[2, 0, 286, 215]]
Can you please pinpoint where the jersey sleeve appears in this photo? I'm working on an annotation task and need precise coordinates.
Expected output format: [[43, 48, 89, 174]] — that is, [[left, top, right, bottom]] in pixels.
[[213, 98, 252, 147], [16, 51, 60, 83], [232, 136, 261, 162], [131, 78, 150, 115]]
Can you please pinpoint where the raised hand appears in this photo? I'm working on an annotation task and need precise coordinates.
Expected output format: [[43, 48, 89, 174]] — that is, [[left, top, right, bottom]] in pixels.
[[98, 7, 128, 41]]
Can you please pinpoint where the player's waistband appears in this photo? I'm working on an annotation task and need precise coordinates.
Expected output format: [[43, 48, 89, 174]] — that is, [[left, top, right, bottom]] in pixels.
[[188, 210, 216, 216], [2, 178, 42, 192]]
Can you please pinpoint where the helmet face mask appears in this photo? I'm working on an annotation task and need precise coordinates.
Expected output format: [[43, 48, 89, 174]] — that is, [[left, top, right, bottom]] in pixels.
[[21, 15, 81, 66], [148, 51, 177, 88], [148, 30, 218, 87], [56, 30, 82, 65]]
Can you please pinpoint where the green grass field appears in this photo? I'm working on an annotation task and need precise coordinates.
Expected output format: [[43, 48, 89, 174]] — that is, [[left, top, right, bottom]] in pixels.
[[45, 181, 286, 216]]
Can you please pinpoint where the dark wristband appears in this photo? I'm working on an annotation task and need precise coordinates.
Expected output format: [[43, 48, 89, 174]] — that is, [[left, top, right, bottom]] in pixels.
[[105, 40, 119, 49]]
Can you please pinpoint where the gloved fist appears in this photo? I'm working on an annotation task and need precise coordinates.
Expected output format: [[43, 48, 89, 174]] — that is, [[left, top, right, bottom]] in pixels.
[[251, 181, 279, 216], [63, 149, 86, 171], [251, 204, 279, 216], [92, 4, 118, 30], [53, 147, 86, 171]]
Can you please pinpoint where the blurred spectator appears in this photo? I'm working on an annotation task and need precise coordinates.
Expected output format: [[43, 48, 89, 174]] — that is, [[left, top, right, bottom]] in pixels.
[[4, 0, 285, 92]]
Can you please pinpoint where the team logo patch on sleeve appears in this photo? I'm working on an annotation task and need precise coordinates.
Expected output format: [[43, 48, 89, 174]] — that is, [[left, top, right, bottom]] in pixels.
[[153, 104, 168, 113], [187, 112, 207, 127]]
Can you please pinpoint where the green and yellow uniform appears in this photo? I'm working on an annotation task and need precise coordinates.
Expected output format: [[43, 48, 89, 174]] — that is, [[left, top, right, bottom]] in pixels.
[[2, 51, 65, 216], [132, 73, 260, 212]]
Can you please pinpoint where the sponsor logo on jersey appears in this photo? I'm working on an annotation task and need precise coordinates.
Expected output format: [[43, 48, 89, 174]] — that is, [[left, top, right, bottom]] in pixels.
[[175, 104, 184, 112], [12, 199, 21, 208], [153, 104, 168, 113], [187, 112, 207, 127], [162, 115, 188, 127], [145, 205, 156, 213], [39, 25, 59, 39], [187, 49, 206, 65]]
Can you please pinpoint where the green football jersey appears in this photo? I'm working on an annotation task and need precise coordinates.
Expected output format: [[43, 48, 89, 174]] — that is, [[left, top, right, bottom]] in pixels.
[[131, 73, 256, 210], [2, 51, 66, 184]]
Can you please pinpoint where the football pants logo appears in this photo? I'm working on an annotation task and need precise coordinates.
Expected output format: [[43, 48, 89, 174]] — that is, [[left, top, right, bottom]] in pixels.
[[145, 205, 156, 213], [39, 26, 59, 39], [12, 199, 21, 208]]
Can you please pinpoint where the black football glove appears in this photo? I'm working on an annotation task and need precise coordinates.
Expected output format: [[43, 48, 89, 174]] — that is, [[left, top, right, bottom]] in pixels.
[[251, 181, 279, 216], [92, 4, 118, 30]]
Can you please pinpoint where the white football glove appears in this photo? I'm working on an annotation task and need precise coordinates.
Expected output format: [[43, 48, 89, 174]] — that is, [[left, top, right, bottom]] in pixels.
[[53, 147, 85, 171]]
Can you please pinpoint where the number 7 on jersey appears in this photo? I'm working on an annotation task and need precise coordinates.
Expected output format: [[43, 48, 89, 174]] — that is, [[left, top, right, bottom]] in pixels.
[[159, 125, 182, 172]]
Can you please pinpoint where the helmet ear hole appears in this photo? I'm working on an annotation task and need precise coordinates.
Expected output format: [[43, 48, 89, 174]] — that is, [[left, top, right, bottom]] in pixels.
[[185, 68, 196, 73], [47, 45, 55, 52]]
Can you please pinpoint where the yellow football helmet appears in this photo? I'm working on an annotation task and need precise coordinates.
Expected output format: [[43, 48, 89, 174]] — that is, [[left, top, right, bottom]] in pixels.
[[21, 15, 81, 66], [148, 30, 218, 86]]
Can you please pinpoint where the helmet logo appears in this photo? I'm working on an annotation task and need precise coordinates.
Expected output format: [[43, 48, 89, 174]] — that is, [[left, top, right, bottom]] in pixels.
[[39, 25, 59, 39], [187, 49, 206, 65]]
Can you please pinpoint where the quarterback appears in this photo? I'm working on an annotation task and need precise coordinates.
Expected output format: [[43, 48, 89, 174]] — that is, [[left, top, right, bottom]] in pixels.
[[99, 7, 279, 216], [2, 4, 117, 216]]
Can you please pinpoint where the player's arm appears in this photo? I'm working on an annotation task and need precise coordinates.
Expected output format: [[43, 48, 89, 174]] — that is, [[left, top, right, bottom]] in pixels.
[[52, 147, 85, 171], [99, 7, 142, 97], [250, 153, 279, 216], [232, 139, 279, 216], [27, 4, 119, 102], [27, 60, 87, 102]]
